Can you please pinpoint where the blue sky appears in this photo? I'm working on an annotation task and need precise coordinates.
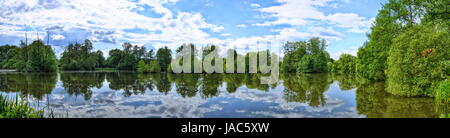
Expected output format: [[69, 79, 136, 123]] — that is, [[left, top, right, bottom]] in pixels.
[[0, 0, 387, 59]]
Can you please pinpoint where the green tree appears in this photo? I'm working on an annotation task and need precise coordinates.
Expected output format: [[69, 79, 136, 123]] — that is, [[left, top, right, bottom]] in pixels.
[[281, 41, 307, 73], [386, 23, 449, 97], [116, 42, 138, 70], [356, 0, 432, 81], [156, 46, 172, 72], [106, 49, 123, 68], [60, 40, 103, 70], [137, 60, 150, 73], [15, 40, 57, 72], [0, 45, 19, 69], [296, 37, 330, 73], [332, 54, 357, 74]]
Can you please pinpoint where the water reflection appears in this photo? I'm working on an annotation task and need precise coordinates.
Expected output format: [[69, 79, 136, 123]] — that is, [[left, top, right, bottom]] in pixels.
[[356, 82, 440, 118], [0, 72, 448, 118], [0, 73, 57, 100], [282, 73, 332, 107], [61, 72, 104, 100]]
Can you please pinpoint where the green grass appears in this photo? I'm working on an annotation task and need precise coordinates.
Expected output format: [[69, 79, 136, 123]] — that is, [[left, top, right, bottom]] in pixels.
[[435, 80, 450, 103], [0, 94, 52, 118], [440, 114, 450, 118]]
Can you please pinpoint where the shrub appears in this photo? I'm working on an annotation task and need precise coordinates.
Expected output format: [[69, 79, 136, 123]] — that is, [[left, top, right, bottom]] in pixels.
[[386, 23, 450, 97]]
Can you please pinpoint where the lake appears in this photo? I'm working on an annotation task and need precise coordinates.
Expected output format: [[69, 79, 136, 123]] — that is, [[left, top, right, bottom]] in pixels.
[[0, 72, 448, 118]]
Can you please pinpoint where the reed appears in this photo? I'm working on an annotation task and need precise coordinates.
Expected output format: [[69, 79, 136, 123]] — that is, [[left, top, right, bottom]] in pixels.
[[0, 94, 53, 118], [435, 80, 450, 103]]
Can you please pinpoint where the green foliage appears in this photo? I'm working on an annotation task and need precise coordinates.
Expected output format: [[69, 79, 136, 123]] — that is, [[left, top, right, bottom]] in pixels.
[[331, 54, 356, 74], [440, 114, 450, 118], [137, 60, 161, 73], [60, 40, 104, 70], [296, 38, 330, 73], [15, 40, 57, 72], [137, 60, 150, 73], [281, 38, 330, 73], [156, 46, 172, 72], [106, 49, 123, 68], [356, 0, 449, 82], [435, 80, 450, 103], [105, 42, 149, 71], [0, 45, 19, 69], [0, 94, 44, 118], [386, 23, 450, 97], [356, 2, 400, 81]]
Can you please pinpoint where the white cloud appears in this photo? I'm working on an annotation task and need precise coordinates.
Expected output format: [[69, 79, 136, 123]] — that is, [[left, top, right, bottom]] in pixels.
[[308, 27, 344, 40], [255, 0, 331, 26], [326, 13, 373, 33], [250, 3, 261, 8], [254, 0, 372, 33], [236, 24, 247, 28], [51, 34, 65, 40], [0, 0, 224, 49]]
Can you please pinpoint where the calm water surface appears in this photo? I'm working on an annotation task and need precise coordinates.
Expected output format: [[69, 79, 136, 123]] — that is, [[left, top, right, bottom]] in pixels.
[[0, 72, 448, 118]]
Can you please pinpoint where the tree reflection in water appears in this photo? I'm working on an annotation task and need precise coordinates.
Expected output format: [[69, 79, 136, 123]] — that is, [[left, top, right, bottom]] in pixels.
[[282, 73, 333, 107], [0, 72, 448, 118], [0, 73, 57, 100], [356, 82, 448, 118], [61, 72, 104, 100]]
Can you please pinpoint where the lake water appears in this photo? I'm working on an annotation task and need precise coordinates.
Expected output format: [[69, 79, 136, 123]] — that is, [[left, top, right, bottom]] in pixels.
[[0, 72, 448, 118]]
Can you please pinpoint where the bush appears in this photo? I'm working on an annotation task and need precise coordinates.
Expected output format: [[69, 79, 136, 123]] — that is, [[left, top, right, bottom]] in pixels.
[[386, 23, 450, 97]]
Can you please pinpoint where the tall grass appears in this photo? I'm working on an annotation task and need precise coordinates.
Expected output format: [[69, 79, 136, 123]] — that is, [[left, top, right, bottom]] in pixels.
[[435, 80, 450, 103], [0, 94, 50, 118]]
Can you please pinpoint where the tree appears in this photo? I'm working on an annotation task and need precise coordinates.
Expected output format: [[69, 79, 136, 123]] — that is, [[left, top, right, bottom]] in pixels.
[[0, 45, 19, 69], [137, 60, 151, 73], [60, 40, 102, 70], [93, 50, 105, 68], [15, 40, 57, 72], [116, 43, 138, 70], [156, 46, 172, 72], [296, 37, 330, 73], [386, 23, 449, 97], [356, 0, 432, 81], [332, 54, 357, 74], [281, 41, 307, 73], [106, 49, 123, 68]]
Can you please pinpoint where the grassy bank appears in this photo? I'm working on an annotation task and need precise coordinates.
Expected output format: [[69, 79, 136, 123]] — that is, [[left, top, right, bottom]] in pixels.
[[0, 94, 49, 118]]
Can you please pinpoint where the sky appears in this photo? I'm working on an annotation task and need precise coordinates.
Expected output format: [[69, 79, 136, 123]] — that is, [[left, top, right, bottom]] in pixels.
[[0, 0, 388, 59]]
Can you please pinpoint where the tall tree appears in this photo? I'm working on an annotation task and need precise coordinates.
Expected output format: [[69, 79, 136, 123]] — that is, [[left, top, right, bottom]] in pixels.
[[16, 40, 57, 72], [156, 46, 172, 72]]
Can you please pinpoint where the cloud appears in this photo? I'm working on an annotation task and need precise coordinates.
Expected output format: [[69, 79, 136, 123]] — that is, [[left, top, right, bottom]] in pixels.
[[250, 3, 261, 8], [0, 0, 224, 48], [51, 34, 65, 40], [308, 27, 344, 40], [255, 0, 330, 26], [254, 0, 372, 33], [326, 13, 373, 33], [236, 24, 247, 28]]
